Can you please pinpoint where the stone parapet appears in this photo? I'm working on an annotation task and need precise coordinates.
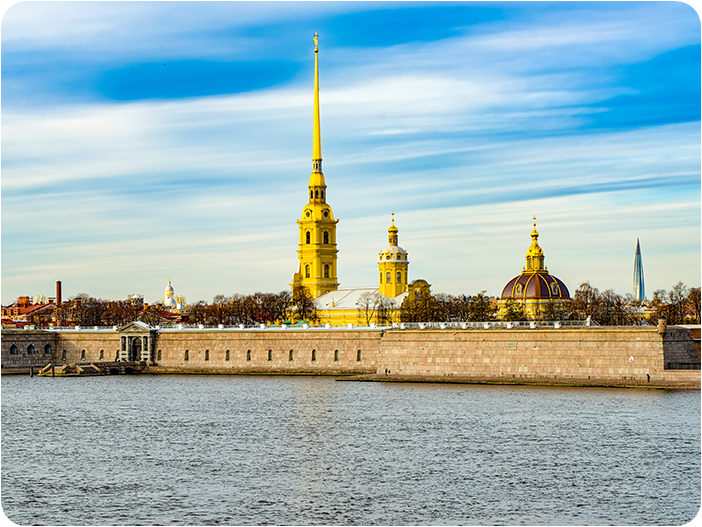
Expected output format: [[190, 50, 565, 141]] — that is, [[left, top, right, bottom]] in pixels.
[[2, 326, 698, 389]]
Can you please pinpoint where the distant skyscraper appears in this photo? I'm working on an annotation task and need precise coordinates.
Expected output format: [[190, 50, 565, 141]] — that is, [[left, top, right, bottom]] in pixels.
[[633, 238, 645, 301]]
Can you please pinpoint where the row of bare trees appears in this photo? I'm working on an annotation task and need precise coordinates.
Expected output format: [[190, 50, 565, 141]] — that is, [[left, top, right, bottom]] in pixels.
[[40, 280, 701, 328]]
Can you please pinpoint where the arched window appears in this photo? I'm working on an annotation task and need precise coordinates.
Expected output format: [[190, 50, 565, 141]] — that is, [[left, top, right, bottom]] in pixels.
[[44, 344, 52, 354], [184, 350, 189, 361], [357, 350, 362, 362], [324, 265, 329, 278], [62, 350, 67, 361], [315, 190, 319, 199], [157, 349, 162, 361], [334, 350, 339, 361], [306, 231, 311, 244], [321, 190, 325, 200], [323, 231, 329, 244], [397, 271, 402, 284], [226, 350, 230, 361], [386, 272, 392, 284], [9, 345, 17, 355], [27, 344, 35, 355], [380, 272, 383, 284], [80, 349, 85, 361], [312, 349, 316, 361], [99, 349, 104, 360], [310, 190, 313, 199], [289, 350, 294, 361], [305, 265, 310, 278], [246, 350, 251, 361], [268, 349, 272, 361], [205, 350, 210, 361]]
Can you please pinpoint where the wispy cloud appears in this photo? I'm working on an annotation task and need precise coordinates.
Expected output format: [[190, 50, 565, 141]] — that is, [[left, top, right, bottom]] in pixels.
[[2, 2, 699, 304]]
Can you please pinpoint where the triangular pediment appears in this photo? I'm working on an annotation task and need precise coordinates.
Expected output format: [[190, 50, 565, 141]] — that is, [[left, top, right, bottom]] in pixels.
[[117, 321, 154, 333]]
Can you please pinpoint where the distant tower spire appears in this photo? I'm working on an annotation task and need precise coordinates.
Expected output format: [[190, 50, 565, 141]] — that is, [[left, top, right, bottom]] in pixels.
[[633, 238, 645, 301]]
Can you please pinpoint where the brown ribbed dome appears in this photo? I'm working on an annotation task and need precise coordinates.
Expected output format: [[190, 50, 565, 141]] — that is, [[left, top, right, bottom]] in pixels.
[[501, 272, 570, 300]]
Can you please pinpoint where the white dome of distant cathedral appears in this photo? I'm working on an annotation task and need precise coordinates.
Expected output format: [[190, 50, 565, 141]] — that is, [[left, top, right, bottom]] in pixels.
[[163, 277, 177, 308]]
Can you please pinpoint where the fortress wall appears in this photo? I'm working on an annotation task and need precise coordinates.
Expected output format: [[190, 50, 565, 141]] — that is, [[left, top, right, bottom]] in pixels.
[[1, 330, 57, 369], [56, 332, 121, 363], [661, 327, 701, 369], [378, 327, 679, 382], [153, 330, 381, 374], [2, 327, 698, 387]]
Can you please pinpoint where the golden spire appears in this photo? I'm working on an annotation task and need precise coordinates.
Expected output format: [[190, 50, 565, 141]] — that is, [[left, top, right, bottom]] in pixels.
[[525, 216, 545, 271], [388, 212, 398, 245], [312, 31, 322, 172]]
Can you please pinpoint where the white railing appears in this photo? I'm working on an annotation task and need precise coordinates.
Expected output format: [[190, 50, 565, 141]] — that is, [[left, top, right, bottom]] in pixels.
[[38, 319, 594, 331]]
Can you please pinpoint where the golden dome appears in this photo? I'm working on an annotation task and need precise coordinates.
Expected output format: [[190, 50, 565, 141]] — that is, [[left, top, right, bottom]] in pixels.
[[388, 212, 398, 234]]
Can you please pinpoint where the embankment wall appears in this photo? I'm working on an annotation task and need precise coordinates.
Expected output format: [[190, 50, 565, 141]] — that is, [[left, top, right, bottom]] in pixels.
[[2, 326, 698, 387]]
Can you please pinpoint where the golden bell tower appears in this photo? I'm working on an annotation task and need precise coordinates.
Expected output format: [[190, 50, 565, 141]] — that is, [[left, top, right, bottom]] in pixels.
[[291, 33, 339, 298], [378, 213, 409, 298]]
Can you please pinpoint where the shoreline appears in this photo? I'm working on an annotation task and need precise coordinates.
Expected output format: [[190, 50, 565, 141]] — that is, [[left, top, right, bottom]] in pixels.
[[4, 366, 698, 390]]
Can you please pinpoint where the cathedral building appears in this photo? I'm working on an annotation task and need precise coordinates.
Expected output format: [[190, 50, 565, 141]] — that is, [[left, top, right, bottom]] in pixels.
[[498, 217, 571, 319], [290, 35, 414, 326], [290, 33, 339, 299]]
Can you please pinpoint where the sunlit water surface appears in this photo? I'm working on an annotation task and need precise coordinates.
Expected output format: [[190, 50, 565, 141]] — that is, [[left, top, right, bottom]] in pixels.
[[2, 375, 699, 526]]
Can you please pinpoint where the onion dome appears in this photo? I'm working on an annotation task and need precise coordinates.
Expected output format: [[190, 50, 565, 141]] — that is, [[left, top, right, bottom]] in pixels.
[[380, 213, 407, 261], [500, 217, 570, 300]]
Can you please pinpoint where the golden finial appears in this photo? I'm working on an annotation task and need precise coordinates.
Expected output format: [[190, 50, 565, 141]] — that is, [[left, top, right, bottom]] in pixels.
[[533, 215, 537, 228], [313, 31, 319, 51], [391, 211, 395, 226]]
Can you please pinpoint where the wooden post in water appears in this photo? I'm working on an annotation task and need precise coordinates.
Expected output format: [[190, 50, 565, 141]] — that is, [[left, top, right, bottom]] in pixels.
[[29, 366, 33, 377], [52, 365, 55, 377]]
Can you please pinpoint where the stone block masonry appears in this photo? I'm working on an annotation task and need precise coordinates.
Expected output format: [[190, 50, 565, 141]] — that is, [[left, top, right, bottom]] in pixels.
[[377, 326, 699, 387], [152, 329, 379, 375], [1, 326, 698, 388]]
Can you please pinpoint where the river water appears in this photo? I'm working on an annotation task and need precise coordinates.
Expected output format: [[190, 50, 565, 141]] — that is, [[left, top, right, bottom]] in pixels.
[[1, 375, 699, 526]]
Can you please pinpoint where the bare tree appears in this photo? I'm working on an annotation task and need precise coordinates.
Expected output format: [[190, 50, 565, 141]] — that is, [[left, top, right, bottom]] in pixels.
[[357, 291, 382, 325], [290, 286, 318, 323], [687, 287, 701, 323]]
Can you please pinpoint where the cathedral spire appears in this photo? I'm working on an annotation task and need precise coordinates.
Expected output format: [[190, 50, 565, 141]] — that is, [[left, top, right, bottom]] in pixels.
[[525, 216, 545, 271], [312, 31, 322, 173]]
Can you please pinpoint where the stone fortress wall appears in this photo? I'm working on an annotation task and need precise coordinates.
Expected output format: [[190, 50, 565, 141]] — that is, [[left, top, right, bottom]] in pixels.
[[2, 326, 699, 388]]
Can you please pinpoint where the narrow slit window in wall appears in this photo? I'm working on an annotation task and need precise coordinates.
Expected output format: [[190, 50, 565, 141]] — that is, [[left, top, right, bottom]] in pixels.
[[205, 350, 209, 361], [247, 350, 251, 361], [226, 350, 230, 361], [99, 349, 104, 360], [62, 350, 67, 361], [80, 349, 85, 361], [268, 350, 272, 361], [312, 349, 316, 361], [289, 350, 294, 361], [357, 350, 362, 361], [157, 349, 162, 361], [334, 350, 339, 361], [185, 350, 189, 361]]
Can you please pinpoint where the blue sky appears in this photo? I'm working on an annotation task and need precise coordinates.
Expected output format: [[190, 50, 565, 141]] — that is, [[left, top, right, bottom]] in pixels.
[[2, 1, 700, 305]]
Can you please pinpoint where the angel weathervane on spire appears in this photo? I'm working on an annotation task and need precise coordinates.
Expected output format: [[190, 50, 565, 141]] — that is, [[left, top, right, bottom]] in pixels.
[[313, 31, 319, 52]]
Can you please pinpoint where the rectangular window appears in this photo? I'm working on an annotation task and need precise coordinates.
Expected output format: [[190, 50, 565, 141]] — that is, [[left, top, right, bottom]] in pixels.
[[268, 350, 272, 361]]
